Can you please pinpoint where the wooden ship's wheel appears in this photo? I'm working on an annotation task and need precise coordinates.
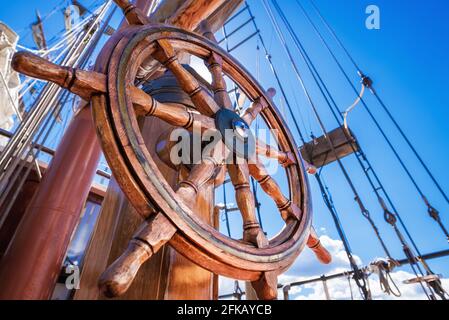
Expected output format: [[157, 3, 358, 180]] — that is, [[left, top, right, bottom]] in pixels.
[[11, 1, 330, 299]]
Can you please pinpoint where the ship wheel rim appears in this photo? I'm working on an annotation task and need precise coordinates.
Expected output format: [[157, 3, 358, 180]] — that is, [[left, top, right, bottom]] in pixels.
[[92, 24, 312, 279]]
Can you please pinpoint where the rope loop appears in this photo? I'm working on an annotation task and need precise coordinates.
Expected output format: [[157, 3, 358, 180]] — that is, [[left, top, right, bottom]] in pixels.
[[384, 209, 397, 226]]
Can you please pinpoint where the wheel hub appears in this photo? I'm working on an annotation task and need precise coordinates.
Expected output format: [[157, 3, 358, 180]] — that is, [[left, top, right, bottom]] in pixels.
[[215, 108, 255, 160]]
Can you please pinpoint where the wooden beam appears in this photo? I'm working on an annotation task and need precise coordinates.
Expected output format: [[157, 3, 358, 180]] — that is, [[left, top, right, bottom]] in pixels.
[[300, 126, 359, 168]]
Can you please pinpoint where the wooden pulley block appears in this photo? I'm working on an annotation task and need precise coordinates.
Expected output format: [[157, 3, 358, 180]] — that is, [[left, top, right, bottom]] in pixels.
[[11, 3, 331, 299]]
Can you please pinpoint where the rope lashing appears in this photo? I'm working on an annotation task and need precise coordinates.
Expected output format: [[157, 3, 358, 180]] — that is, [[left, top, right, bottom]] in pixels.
[[369, 258, 401, 297], [422, 196, 449, 241], [233, 280, 244, 300], [427, 277, 448, 300]]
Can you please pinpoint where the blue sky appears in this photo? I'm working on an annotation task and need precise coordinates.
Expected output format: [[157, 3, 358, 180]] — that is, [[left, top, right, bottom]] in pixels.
[[1, 0, 448, 299]]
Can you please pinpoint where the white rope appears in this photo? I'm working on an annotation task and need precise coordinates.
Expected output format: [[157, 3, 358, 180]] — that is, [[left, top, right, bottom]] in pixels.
[[17, 5, 100, 56], [17, 1, 109, 96], [343, 83, 365, 129]]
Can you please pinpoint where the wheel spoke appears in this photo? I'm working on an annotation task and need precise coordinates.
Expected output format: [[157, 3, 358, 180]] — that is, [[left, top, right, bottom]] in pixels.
[[199, 21, 233, 110], [255, 138, 296, 167], [114, 0, 150, 25], [206, 52, 233, 110], [307, 227, 332, 264], [129, 85, 216, 132], [248, 159, 301, 222], [241, 98, 267, 124], [12, 51, 106, 101], [227, 162, 268, 247], [151, 39, 220, 116], [176, 158, 218, 207], [241, 88, 276, 124]]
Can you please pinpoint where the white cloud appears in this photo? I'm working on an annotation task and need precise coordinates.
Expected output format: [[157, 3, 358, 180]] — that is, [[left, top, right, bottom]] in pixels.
[[219, 235, 449, 300]]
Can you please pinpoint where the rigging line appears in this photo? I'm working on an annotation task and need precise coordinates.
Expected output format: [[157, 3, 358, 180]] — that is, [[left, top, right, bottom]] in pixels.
[[20, 39, 81, 91], [221, 25, 240, 111], [278, 0, 425, 259], [221, 22, 263, 229], [222, 183, 232, 237], [267, 0, 393, 259], [0, 1, 112, 220], [247, 2, 369, 299], [18, 1, 108, 96], [297, 0, 449, 239], [18, 35, 80, 97], [2, 12, 92, 170], [0, 90, 71, 229], [279, 53, 310, 135], [233, 1, 306, 144], [245, 1, 307, 144], [0, 1, 113, 190], [247, 8, 404, 300], [16, 11, 93, 56], [308, 0, 361, 72], [315, 172, 371, 300], [15, 0, 69, 39], [371, 88, 449, 205], [310, 0, 449, 205], [288, 1, 428, 266], [0, 70, 42, 180], [279, 1, 437, 297], [271, 4, 440, 299]]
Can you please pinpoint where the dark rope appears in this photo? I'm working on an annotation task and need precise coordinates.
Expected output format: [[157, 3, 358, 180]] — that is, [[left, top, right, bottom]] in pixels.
[[282, 0, 438, 298], [301, 0, 449, 239], [310, 0, 449, 205], [248, 0, 371, 299], [269, 0, 393, 260]]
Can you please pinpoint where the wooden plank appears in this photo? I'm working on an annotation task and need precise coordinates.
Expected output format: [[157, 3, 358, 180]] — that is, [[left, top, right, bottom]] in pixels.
[[73, 177, 129, 300], [165, 178, 215, 300], [300, 126, 359, 168]]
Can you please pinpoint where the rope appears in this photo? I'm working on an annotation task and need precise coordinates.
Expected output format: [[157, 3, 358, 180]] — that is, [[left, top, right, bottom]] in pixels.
[[222, 185, 232, 237], [343, 83, 365, 129], [268, 0, 393, 260], [289, 2, 444, 297], [304, 0, 449, 236], [268, 0, 441, 299], [243, 0, 368, 299], [310, 0, 449, 204], [369, 258, 401, 297], [233, 280, 244, 300]]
